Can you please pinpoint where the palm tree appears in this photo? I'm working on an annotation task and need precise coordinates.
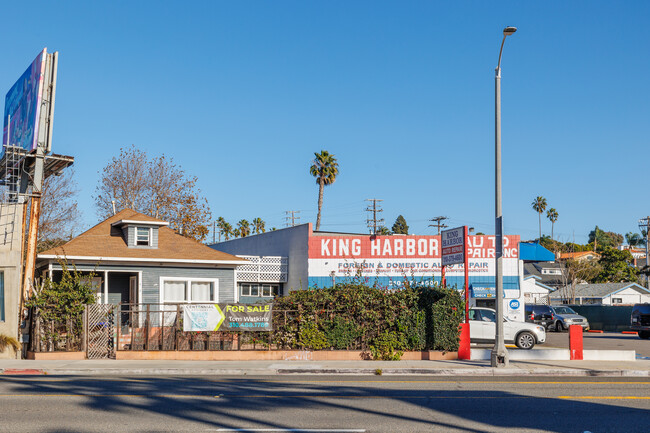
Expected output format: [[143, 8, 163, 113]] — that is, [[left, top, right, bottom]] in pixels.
[[222, 222, 233, 240], [309, 150, 339, 231], [531, 196, 547, 240], [626, 232, 643, 250], [237, 219, 251, 237], [546, 208, 558, 240], [252, 217, 266, 234]]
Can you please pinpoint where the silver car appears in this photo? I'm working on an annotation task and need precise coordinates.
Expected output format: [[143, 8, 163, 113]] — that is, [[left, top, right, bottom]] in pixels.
[[469, 307, 546, 350], [549, 306, 590, 332]]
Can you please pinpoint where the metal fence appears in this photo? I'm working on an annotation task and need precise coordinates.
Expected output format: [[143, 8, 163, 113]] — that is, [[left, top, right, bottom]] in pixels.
[[116, 303, 311, 352]]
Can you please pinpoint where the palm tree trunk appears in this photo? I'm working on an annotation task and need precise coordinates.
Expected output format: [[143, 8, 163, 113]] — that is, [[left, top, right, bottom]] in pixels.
[[538, 213, 542, 240], [551, 222, 554, 241], [316, 179, 324, 231]]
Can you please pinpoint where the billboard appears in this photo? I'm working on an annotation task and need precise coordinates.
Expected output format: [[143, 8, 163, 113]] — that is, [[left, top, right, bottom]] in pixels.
[[307, 234, 520, 291], [2, 48, 57, 157]]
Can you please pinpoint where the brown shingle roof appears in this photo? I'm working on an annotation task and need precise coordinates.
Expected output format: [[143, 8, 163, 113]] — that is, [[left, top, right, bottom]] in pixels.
[[38, 209, 246, 264]]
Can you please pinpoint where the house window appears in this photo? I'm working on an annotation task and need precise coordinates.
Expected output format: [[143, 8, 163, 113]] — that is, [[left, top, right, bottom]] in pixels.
[[161, 278, 218, 303], [0, 271, 4, 322], [240, 283, 279, 298], [136, 227, 151, 246], [612, 298, 623, 304]]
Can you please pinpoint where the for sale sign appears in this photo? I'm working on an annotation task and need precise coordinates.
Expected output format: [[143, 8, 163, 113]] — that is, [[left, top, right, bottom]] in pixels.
[[183, 303, 273, 332], [441, 227, 465, 266]]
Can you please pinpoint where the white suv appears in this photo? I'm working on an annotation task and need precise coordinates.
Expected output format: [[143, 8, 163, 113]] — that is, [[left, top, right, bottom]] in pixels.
[[469, 307, 546, 350]]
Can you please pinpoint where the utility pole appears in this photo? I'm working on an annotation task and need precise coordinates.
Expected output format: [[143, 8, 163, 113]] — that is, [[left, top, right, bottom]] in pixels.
[[429, 216, 449, 235], [285, 210, 300, 227], [365, 199, 384, 235], [639, 216, 650, 289]]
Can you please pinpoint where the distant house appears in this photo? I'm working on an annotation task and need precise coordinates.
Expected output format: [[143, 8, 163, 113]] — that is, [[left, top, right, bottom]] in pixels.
[[557, 251, 601, 262], [523, 262, 564, 290], [521, 275, 553, 305], [549, 282, 650, 306], [36, 209, 249, 307]]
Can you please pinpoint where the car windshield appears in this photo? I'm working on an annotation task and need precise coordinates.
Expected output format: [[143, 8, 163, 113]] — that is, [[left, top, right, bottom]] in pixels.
[[553, 307, 577, 314]]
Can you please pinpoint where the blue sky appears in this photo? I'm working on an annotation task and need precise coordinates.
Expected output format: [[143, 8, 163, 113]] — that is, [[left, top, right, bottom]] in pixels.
[[1, 1, 649, 244]]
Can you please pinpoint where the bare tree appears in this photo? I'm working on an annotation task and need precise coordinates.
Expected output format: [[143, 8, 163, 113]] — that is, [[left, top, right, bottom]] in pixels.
[[38, 169, 82, 252], [94, 146, 212, 242], [557, 258, 601, 304]]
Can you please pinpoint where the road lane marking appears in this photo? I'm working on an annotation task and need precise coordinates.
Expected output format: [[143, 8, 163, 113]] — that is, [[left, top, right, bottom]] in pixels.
[[559, 396, 650, 400], [209, 430, 365, 432]]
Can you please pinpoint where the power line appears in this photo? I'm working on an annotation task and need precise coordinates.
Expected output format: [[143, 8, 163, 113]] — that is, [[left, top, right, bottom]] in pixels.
[[365, 199, 384, 235], [429, 216, 449, 235], [285, 210, 301, 227]]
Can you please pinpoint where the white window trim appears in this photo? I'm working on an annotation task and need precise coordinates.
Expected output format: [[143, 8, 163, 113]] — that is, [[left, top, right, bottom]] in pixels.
[[136, 226, 152, 246], [160, 277, 219, 303]]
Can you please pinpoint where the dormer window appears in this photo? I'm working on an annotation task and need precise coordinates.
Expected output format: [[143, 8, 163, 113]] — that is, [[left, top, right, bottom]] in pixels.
[[136, 227, 151, 246]]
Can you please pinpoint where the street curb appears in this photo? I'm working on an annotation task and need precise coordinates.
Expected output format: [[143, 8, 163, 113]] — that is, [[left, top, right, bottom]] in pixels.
[[2, 367, 648, 377]]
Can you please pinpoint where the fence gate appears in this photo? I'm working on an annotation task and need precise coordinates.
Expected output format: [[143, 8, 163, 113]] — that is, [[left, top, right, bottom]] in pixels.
[[86, 304, 117, 359]]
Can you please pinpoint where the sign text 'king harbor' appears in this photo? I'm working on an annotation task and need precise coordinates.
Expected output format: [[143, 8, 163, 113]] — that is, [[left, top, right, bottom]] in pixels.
[[310, 235, 519, 260]]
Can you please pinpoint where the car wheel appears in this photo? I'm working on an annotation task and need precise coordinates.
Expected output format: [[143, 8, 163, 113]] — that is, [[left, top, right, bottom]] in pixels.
[[639, 331, 650, 340], [555, 321, 564, 332], [515, 331, 536, 350]]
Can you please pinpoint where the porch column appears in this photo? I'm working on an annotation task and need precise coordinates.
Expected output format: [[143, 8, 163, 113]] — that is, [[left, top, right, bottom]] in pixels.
[[104, 271, 109, 304]]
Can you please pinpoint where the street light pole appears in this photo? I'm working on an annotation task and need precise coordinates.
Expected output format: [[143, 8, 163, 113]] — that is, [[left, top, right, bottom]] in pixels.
[[639, 217, 650, 289], [492, 26, 517, 368]]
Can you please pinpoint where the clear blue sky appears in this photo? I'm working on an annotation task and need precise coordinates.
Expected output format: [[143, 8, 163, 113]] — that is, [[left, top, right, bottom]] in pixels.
[[2, 1, 649, 244]]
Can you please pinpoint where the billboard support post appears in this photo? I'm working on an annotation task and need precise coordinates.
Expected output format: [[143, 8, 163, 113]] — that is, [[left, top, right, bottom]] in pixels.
[[464, 226, 469, 323]]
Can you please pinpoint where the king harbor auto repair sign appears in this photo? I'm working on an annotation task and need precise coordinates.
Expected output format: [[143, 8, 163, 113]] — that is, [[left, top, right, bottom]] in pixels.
[[441, 227, 465, 266], [183, 303, 273, 332], [307, 234, 520, 288]]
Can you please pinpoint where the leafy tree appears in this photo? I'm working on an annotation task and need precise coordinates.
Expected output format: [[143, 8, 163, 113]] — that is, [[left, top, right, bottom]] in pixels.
[[237, 219, 251, 237], [531, 196, 547, 240], [546, 208, 558, 240], [309, 150, 339, 231], [391, 215, 409, 235], [593, 247, 638, 283], [252, 217, 266, 234], [94, 145, 212, 242], [588, 226, 623, 250], [38, 169, 82, 252]]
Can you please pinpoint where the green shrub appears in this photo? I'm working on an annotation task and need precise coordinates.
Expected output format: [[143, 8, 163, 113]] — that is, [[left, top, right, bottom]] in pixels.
[[323, 316, 361, 349], [297, 320, 328, 350], [369, 331, 404, 360], [272, 282, 464, 353]]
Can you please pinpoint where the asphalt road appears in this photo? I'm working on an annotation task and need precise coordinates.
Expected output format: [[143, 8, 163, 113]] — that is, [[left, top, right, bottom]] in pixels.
[[1, 375, 649, 432], [543, 331, 650, 358]]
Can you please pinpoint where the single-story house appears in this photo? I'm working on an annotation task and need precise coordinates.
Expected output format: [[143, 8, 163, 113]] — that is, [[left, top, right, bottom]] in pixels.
[[521, 275, 553, 304], [549, 282, 650, 305], [36, 209, 249, 309]]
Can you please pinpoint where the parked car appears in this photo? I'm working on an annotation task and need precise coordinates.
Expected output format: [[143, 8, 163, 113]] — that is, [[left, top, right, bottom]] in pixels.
[[524, 304, 555, 329], [631, 303, 650, 340], [469, 307, 546, 350], [549, 306, 590, 332]]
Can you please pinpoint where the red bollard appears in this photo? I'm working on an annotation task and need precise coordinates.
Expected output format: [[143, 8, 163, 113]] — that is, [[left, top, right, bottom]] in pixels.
[[458, 323, 471, 360], [569, 324, 583, 360]]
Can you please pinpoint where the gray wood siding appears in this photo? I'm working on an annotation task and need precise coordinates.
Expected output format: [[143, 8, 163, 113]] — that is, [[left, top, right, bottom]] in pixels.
[[48, 263, 236, 304], [126, 225, 159, 249]]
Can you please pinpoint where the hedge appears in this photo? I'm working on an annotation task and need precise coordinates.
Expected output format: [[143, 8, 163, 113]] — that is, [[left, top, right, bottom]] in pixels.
[[271, 283, 464, 359]]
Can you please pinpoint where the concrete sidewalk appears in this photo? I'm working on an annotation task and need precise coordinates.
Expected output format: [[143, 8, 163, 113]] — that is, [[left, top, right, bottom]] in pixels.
[[2, 358, 650, 377]]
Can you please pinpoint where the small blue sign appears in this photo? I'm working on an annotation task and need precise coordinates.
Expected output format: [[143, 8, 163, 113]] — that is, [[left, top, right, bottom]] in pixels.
[[509, 300, 520, 309]]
